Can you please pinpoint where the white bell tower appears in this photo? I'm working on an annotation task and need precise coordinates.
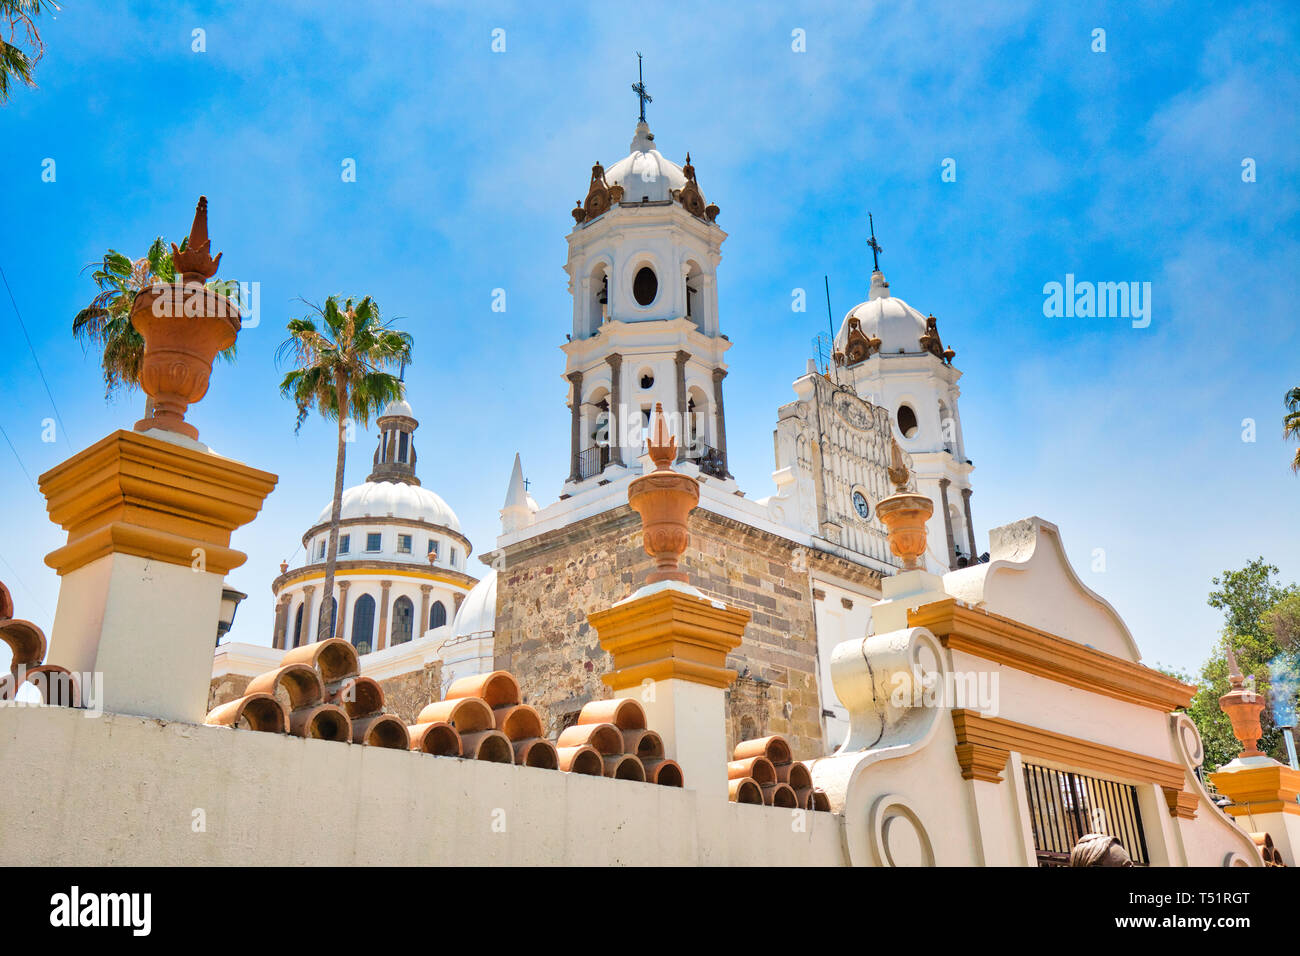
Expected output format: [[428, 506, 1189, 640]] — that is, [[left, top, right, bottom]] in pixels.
[[830, 221, 979, 570], [559, 88, 735, 497]]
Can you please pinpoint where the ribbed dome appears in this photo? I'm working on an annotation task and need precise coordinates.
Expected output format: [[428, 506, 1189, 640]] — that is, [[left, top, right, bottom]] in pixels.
[[315, 480, 460, 531], [378, 398, 414, 419], [603, 121, 688, 203], [835, 271, 930, 356], [451, 568, 496, 638]]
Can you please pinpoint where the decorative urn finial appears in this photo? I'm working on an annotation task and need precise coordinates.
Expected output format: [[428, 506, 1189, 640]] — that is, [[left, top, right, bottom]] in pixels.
[[171, 195, 223, 284], [1220, 644, 1266, 758], [874, 438, 934, 571], [130, 195, 241, 441], [627, 403, 700, 584]]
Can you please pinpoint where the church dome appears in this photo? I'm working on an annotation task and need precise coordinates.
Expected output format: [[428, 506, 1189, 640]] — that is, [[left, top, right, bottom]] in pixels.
[[835, 271, 930, 356], [315, 480, 461, 532], [378, 398, 414, 419], [603, 121, 688, 203], [451, 568, 496, 638]]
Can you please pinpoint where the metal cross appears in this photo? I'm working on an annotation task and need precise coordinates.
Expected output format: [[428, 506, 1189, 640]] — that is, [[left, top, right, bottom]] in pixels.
[[867, 212, 883, 272], [632, 52, 652, 123]]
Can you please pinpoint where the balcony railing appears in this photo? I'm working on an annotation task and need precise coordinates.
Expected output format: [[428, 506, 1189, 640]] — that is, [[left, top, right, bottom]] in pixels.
[[577, 445, 609, 480]]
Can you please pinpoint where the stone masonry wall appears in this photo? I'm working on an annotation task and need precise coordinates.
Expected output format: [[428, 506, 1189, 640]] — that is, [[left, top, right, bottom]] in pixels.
[[492, 504, 853, 760]]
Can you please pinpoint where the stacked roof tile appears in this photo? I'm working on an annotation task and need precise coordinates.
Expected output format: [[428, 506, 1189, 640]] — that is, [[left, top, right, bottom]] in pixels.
[[728, 734, 830, 811], [0, 580, 78, 707], [205, 641, 682, 787]]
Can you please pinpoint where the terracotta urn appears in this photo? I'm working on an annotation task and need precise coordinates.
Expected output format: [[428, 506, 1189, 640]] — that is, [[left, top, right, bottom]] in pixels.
[[627, 403, 700, 584], [875, 491, 934, 571], [130, 196, 240, 441], [131, 284, 240, 441], [1219, 646, 1265, 757]]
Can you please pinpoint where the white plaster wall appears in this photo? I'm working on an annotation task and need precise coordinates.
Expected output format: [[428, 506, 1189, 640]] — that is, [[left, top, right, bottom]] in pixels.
[[0, 707, 844, 867]]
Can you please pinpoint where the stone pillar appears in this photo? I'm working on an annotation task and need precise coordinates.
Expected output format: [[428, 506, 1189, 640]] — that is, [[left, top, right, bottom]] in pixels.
[[376, 579, 393, 651], [675, 350, 690, 462], [567, 370, 584, 482], [590, 588, 749, 804], [938, 477, 957, 569], [419, 584, 432, 638], [606, 354, 623, 466], [300, 585, 316, 647], [334, 580, 351, 641], [453, 592, 465, 615], [711, 367, 730, 477], [272, 593, 290, 650], [39, 430, 276, 723], [961, 487, 977, 558]]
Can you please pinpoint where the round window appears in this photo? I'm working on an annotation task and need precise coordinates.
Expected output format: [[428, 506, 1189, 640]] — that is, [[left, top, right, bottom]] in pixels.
[[633, 266, 658, 306]]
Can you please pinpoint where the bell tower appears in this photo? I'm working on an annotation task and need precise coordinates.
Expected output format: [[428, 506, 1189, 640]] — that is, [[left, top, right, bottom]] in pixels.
[[560, 66, 735, 497]]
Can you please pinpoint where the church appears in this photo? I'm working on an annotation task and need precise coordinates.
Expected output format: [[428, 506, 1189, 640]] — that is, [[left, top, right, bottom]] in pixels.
[[210, 106, 980, 759], [7, 72, 1292, 871]]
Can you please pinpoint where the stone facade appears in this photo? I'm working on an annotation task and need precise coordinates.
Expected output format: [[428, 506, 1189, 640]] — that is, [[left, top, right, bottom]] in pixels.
[[492, 503, 879, 760], [376, 661, 443, 725], [207, 662, 441, 726]]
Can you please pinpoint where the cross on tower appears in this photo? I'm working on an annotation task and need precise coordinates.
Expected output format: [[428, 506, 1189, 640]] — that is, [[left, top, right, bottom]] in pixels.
[[631, 52, 652, 123], [867, 212, 883, 272]]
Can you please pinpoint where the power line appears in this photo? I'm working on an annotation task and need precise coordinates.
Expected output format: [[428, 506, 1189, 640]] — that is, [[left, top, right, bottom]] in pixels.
[[0, 263, 73, 447], [0, 420, 38, 494]]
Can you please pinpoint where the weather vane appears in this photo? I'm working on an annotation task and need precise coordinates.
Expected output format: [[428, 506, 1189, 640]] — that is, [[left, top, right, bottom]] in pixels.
[[632, 52, 652, 123], [867, 212, 883, 272]]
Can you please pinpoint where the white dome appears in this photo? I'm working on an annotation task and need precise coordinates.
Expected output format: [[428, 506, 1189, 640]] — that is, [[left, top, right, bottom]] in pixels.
[[315, 480, 461, 531], [603, 121, 688, 204], [835, 271, 930, 356], [452, 568, 496, 638], [379, 399, 414, 418]]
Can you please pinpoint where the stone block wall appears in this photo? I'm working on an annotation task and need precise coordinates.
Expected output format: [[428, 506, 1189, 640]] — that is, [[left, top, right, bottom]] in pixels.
[[492, 504, 835, 759]]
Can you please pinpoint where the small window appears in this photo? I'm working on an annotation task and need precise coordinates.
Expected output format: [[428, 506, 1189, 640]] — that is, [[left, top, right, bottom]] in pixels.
[[428, 539, 438, 557], [365, 533, 382, 552], [633, 266, 658, 306], [397, 534, 412, 554], [339, 534, 350, 555], [897, 404, 919, 439], [317, 540, 326, 560], [449, 547, 458, 567]]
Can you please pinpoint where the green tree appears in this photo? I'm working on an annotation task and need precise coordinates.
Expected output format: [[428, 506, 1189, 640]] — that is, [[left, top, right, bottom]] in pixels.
[[1285, 385, 1300, 473], [73, 238, 238, 401], [2, 1, 58, 103], [1185, 559, 1299, 771], [278, 296, 411, 642]]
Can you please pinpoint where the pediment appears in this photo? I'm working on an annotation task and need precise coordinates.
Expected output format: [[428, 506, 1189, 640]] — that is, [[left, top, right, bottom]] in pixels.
[[942, 516, 1142, 662]]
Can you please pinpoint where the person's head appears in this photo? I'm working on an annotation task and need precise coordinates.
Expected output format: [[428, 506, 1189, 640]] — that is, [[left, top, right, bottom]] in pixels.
[[1068, 832, 1134, 867]]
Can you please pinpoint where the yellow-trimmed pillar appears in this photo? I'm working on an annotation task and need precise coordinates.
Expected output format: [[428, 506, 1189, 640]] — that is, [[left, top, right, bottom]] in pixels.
[[591, 587, 749, 803], [39, 429, 276, 722]]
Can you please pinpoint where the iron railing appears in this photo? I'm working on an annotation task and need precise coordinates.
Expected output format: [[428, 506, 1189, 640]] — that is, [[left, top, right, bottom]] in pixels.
[[577, 445, 609, 480], [1022, 763, 1149, 866]]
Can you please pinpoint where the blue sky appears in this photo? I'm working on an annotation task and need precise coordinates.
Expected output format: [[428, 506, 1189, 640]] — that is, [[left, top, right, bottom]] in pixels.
[[1, 1, 1296, 674]]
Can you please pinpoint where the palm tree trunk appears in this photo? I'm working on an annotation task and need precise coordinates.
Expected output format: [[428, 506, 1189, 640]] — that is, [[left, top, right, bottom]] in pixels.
[[318, 375, 348, 641]]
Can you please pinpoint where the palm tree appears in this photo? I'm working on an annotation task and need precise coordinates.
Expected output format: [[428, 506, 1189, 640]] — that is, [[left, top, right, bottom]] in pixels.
[[1286, 386, 1300, 473], [2, 1, 59, 103], [73, 237, 238, 401], [278, 295, 412, 642]]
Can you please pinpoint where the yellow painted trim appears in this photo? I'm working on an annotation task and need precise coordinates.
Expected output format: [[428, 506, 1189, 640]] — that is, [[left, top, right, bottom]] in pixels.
[[277, 568, 473, 590], [39, 430, 277, 576], [911, 599, 1195, 712], [951, 709, 1186, 792], [1209, 763, 1300, 816], [589, 588, 750, 691]]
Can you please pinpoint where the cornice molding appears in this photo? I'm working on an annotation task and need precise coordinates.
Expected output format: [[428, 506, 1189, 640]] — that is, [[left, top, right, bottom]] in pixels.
[[910, 599, 1194, 712]]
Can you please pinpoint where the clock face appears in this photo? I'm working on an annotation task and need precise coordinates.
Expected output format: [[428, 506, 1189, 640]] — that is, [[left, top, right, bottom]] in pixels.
[[852, 491, 870, 520]]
